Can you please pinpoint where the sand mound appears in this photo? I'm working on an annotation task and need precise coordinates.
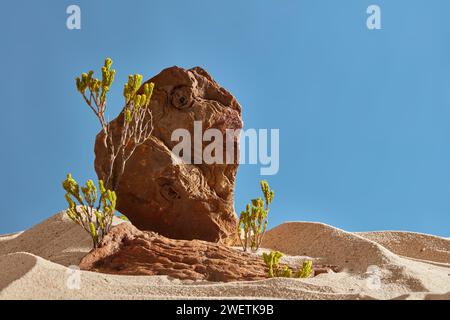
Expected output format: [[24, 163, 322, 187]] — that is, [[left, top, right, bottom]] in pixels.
[[358, 231, 450, 264], [0, 212, 449, 300], [263, 222, 450, 295], [262, 221, 397, 272], [0, 211, 123, 266], [0, 252, 368, 300]]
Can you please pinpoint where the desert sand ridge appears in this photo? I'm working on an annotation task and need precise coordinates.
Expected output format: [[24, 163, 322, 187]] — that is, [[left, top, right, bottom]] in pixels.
[[0, 211, 449, 300], [357, 230, 450, 264]]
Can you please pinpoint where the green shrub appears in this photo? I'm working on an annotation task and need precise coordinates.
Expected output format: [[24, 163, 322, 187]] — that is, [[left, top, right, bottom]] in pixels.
[[279, 265, 293, 278], [238, 180, 274, 252], [75, 57, 155, 191], [262, 250, 313, 279], [262, 251, 283, 277], [296, 260, 313, 278], [62, 174, 116, 248], [64, 58, 156, 244]]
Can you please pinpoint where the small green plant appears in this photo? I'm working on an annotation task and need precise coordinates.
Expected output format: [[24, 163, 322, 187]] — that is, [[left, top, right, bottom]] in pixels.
[[75, 57, 155, 191], [262, 251, 313, 279], [238, 180, 274, 252], [262, 251, 283, 277], [279, 265, 293, 278], [62, 174, 117, 248], [64, 58, 155, 244], [296, 260, 313, 278]]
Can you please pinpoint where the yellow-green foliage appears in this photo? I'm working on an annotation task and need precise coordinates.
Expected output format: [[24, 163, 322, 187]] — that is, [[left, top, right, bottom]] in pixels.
[[74, 57, 155, 191], [262, 251, 283, 277], [63, 174, 117, 248], [262, 251, 313, 279], [238, 180, 274, 252], [296, 260, 313, 278], [123, 74, 154, 106], [119, 214, 129, 221], [123, 78, 154, 124], [75, 57, 154, 121], [69, 58, 156, 246], [76, 58, 115, 105]]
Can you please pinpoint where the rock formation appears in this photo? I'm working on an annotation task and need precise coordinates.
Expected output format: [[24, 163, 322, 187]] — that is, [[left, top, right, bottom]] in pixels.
[[79, 223, 268, 281], [79, 223, 338, 282], [94, 66, 242, 243]]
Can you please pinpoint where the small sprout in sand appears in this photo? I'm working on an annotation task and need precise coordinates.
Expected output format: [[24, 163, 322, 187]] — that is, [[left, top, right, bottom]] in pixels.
[[118, 214, 129, 221], [238, 180, 274, 252], [279, 265, 293, 278], [263, 251, 283, 277], [263, 250, 314, 279], [296, 260, 313, 278], [62, 174, 117, 248]]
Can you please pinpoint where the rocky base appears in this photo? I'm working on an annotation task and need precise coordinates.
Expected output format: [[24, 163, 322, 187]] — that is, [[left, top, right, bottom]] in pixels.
[[80, 223, 339, 282]]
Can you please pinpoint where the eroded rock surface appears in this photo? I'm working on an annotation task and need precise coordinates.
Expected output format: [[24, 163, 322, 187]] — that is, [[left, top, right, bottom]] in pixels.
[[94, 66, 242, 243], [79, 223, 269, 281], [79, 223, 338, 282]]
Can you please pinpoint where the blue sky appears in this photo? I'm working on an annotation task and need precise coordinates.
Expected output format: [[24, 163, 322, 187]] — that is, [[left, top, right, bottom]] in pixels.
[[0, 0, 449, 236]]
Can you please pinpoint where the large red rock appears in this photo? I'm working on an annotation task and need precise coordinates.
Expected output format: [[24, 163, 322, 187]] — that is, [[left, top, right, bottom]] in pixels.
[[94, 66, 242, 243]]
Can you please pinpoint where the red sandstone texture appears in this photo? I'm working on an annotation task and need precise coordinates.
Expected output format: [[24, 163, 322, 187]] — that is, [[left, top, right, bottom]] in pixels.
[[79, 223, 339, 282]]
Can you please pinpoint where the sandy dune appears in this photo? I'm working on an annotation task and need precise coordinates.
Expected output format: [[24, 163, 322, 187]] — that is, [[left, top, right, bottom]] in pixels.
[[0, 211, 449, 300], [357, 231, 450, 264]]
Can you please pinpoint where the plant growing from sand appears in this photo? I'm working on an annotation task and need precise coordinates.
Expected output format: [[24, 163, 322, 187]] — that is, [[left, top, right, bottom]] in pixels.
[[296, 260, 313, 278], [263, 251, 313, 279], [62, 57, 155, 246], [238, 180, 274, 252], [62, 174, 116, 248], [262, 250, 283, 277]]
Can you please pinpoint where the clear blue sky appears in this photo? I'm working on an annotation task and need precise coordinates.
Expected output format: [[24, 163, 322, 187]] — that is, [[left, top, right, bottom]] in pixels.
[[1, 0, 449, 236]]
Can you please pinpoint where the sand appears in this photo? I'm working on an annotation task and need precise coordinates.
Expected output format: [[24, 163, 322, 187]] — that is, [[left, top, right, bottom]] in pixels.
[[0, 211, 449, 300]]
